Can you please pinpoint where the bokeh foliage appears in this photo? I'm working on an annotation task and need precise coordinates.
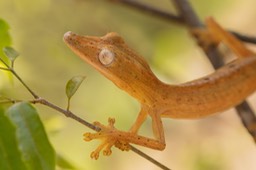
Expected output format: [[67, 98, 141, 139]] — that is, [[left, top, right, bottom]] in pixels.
[[1, 0, 256, 170]]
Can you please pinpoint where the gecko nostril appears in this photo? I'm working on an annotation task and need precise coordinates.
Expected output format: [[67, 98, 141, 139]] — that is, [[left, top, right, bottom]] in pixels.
[[63, 31, 79, 43]]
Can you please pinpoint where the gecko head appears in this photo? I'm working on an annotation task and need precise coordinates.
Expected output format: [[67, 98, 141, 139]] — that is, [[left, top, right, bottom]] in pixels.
[[63, 31, 155, 95]]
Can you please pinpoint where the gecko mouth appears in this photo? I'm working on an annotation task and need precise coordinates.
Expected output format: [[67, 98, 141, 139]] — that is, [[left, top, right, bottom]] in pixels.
[[64, 31, 101, 49]]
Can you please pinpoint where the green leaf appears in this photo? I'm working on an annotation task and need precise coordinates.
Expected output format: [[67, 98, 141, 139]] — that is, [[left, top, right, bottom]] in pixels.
[[3, 46, 19, 62], [0, 19, 11, 62], [66, 76, 85, 99], [0, 19, 13, 80], [0, 107, 27, 170], [6, 102, 56, 170]]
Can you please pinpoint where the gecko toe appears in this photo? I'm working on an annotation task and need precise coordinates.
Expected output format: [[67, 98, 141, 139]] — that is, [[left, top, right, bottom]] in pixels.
[[103, 148, 112, 156], [90, 151, 100, 160], [83, 133, 93, 141]]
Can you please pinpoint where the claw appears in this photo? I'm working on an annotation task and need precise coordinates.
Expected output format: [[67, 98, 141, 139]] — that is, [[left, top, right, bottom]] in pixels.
[[108, 118, 115, 127]]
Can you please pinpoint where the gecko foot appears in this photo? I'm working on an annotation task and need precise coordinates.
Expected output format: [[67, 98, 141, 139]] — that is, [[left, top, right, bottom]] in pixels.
[[84, 118, 130, 159]]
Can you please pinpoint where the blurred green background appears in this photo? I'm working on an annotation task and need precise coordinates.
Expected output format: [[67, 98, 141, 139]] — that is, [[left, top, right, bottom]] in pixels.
[[1, 0, 256, 169]]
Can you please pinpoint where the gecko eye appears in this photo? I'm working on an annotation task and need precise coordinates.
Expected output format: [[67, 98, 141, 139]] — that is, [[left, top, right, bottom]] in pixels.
[[98, 48, 115, 66]]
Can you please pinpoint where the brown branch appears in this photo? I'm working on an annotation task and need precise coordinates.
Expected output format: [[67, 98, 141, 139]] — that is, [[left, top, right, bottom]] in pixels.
[[171, 0, 256, 141], [171, 0, 202, 27], [108, 0, 256, 45], [171, 0, 225, 67], [109, 0, 182, 24], [236, 102, 256, 142], [231, 31, 256, 44]]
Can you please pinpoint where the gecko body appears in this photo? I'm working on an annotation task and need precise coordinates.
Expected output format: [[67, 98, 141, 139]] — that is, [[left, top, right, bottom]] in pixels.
[[64, 18, 256, 159]]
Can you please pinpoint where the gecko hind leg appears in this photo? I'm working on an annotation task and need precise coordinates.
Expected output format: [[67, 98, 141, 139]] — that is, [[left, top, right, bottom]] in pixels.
[[191, 17, 255, 58], [191, 28, 220, 51], [206, 17, 255, 58]]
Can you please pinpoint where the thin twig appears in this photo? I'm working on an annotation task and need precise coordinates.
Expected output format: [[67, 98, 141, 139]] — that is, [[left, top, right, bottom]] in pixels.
[[0, 67, 10, 71], [10, 69, 39, 99], [0, 96, 22, 104], [0, 56, 39, 99], [0, 57, 10, 68], [0, 100, 15, 104], [130, 145, 171, 170], [0, 98, 21, 104], [34, 98, 100, 131], [171, 0, 256, 141]]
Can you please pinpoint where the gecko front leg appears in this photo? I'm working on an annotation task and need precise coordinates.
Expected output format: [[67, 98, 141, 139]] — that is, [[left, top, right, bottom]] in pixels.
[[84, 118, 130, 159], [84, 106, 166, 159]]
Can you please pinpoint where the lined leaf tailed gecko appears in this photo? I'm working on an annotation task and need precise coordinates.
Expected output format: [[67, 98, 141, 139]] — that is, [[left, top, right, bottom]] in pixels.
[[63, 18, 256, 159]]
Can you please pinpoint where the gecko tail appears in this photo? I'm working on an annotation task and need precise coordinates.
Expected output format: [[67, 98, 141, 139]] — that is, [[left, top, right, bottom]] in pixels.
[[206, 17, 255, 58]]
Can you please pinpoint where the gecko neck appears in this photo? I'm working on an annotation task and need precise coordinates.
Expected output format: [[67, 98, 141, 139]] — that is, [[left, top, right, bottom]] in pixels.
[[118, 68, 176, 106]]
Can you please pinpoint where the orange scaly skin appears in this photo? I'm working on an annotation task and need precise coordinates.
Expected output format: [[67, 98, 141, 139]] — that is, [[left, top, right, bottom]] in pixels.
[[63, 18, 256, 159]]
